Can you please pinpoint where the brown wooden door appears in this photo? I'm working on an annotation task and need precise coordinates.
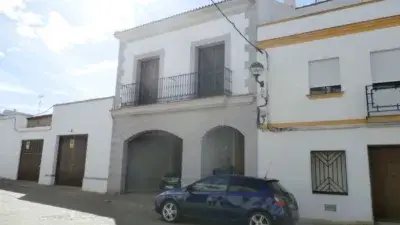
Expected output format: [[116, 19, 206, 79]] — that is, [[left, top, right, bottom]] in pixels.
[[370, 147, 400, 221], [17, 139, 43, 182], [55, 135, 88, 187], [139, 58, 159, 105]]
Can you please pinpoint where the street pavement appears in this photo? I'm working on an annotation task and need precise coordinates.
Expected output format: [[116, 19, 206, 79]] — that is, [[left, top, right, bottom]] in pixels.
[[0, 179, 191, 225], [0, 179, 314, 225]]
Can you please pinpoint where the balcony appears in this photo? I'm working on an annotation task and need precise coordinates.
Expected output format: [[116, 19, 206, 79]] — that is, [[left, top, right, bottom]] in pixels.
[[366, 81, 400, 117], [120, 67, 232, 108]]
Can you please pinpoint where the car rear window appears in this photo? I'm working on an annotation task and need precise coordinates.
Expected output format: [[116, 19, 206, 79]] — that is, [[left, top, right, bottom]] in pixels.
[[266, 181, 289, 194], [228, 177, 268, 192]]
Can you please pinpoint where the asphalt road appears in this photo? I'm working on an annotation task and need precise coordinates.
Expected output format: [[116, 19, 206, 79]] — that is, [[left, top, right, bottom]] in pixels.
[[0, 179, 314, 225], [0, 179, 192, 225]]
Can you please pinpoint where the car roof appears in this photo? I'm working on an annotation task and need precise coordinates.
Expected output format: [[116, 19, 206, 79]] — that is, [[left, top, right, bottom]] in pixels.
[[215, 174, 279, 182]]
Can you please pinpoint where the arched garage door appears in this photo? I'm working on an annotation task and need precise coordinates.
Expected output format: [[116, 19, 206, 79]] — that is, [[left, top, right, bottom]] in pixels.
[[125, 130, 182, 192]]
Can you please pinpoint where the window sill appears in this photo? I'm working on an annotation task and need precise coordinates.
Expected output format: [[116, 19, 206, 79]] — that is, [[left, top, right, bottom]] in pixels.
[[307, 92, 344, 100]]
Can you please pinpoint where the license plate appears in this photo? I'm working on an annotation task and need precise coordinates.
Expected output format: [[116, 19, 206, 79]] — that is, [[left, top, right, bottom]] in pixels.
[[165, 185, 173, 189]]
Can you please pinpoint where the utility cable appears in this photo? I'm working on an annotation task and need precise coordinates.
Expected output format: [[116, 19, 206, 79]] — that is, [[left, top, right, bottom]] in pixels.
[[210, 0, 263, 54], [31, 106, 53, 117]]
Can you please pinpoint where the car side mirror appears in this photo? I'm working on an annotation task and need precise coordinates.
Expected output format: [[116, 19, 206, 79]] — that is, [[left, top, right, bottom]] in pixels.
[[186, 185, 193, 192]]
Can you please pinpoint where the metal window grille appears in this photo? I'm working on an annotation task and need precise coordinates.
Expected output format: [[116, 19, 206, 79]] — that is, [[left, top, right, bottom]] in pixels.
[[309, 85, 342, 95], [310, 151, 348, 195]]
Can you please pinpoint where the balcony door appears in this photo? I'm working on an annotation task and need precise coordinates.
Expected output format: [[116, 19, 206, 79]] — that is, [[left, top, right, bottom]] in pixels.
[[139, 57, 159, 105], [198, 43, 225, 98]]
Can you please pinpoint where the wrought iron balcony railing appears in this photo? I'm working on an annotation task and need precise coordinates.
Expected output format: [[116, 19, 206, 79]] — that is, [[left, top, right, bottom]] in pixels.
[[366, 81, 400, 117], [120, 67, 232, 107]]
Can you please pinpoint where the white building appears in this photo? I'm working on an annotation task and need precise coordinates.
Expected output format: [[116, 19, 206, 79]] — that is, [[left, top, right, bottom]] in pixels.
[[107, 0, 259, 193], [257, 0, 400, 223], [0, 97, 113, 193]]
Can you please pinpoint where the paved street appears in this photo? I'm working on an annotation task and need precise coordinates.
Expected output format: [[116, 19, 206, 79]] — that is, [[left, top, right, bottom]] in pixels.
[[0, 179, 315, 225], [0, 179, 191, 225]]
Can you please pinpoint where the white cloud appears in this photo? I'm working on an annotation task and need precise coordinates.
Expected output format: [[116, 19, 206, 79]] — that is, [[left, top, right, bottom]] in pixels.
[[0, 52, 4, 59], [1, 0, 159, 52], [0, 82, 36, 95], [0, 0, 43, 36], [50, 89, 69, 96], [0, 0, 25, 18], [47, 60, 117, 100], [7, 47, 21, 52], [6, 104, 37, 113], [68, 60, 117, 76]]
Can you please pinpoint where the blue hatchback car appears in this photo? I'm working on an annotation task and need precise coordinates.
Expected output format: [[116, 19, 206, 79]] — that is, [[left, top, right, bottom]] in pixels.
[[154, 174, 299, 225]]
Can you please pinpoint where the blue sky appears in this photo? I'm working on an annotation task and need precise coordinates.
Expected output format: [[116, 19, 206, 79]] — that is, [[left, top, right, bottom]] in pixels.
[[0, 0, 313, 114]]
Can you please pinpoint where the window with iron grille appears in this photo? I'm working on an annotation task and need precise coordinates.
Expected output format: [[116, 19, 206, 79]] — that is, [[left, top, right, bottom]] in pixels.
[[310, 151, 348, 195]]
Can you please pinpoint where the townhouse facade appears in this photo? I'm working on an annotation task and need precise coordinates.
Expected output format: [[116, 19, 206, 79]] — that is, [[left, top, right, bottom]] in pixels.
[[107, 0, 259, 193], [257, 0, 400, 223]]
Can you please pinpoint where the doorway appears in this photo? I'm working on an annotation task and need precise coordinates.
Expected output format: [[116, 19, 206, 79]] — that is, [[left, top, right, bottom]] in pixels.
[[17, 139, 44, 182], [138, 57, 160, 105], [369, 146, 400, 222], [55, 135, 88, 187], [197, 43, 225, 98]]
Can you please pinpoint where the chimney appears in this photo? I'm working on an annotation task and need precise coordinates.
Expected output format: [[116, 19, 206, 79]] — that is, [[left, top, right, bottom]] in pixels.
[[284, 0, 296, 7]]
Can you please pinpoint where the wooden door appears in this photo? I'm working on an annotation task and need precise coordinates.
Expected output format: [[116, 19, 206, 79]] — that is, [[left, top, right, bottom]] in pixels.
[[370, 146, 400, 221], [198, 44, 225, 97], [139, 58, 159, 105], [55, 135, 88, 187], [17, 139, 43, 182]]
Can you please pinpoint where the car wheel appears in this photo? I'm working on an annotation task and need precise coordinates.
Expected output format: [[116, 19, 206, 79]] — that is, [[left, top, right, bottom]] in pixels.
[[248, 211, 273, 225], [161, 200, 180, 223]]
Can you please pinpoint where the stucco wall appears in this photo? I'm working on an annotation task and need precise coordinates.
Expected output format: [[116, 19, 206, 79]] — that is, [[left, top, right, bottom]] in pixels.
[[0, 97, 113, 193], [120, 11, 250, 96], [108, 96, 258, 194], [256, 0, 400, 222], [259, 22, 400, 123], [40, 97, 114, 193], [258, 0, 400, 41], [0, 116, 50, 180], [258, 126, 400, 222]]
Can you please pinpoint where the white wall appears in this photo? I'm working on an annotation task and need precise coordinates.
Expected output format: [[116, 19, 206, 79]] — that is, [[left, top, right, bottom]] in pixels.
[[258, 0, 295, 25], [258, 0, 400, 41], [258, 126, 400, 222], [294, 0, 360, 17], [40, 97, 114, 193], [0, 115, 50, 180], [256, 0, 400, 222], [0, 116, 23, 180], [0, 97, 113, 193], [259, 23, 400, 123], [121, 12, 250, 95]]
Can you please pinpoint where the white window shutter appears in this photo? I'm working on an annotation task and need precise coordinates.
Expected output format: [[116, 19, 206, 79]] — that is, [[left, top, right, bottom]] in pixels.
[[370, 48, 400, 83], [309, 58, 341, 88]]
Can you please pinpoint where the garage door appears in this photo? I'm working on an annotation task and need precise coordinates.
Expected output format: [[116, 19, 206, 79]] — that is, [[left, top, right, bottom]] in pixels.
[[370, 146, 400, 222], [55, 135, 88, 187], [17, 139, 43, 182], [125, 131, 182, 193]]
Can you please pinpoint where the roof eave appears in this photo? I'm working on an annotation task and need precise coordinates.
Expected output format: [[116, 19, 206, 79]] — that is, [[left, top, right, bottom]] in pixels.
[[114, 0, 249, 42]]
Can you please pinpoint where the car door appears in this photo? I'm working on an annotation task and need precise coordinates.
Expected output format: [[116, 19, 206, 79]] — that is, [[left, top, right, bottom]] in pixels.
[[183, 175, 229, 220], [224, 177, 268, 220]]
